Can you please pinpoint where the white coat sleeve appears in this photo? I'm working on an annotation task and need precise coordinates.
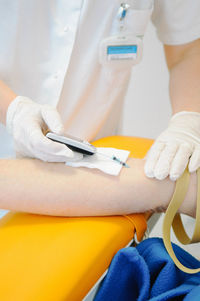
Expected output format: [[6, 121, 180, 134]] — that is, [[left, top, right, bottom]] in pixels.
[[151, 0, 200, 45]]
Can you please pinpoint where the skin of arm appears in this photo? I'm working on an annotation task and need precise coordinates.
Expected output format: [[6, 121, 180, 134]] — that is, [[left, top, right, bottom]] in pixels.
[[0, 158, 197, 218], [164, 38, 200, 113], [0, 80, 16, 124]]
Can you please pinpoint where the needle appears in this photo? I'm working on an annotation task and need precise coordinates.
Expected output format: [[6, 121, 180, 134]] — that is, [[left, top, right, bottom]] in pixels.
[[112, 156, 130, 168], [97, 152, 130, 168]]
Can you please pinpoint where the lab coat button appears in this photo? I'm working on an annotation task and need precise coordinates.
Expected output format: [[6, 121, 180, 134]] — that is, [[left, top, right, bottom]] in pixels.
[[63, 26, 70, 33], [53, 72, 59, 79]]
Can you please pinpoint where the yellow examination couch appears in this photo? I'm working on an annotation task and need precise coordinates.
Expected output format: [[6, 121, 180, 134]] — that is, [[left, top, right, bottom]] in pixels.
[[0, 136, 155, 301]]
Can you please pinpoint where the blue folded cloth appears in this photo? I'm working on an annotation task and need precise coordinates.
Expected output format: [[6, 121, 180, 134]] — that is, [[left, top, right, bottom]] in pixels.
[[94, 237, 200, 301]]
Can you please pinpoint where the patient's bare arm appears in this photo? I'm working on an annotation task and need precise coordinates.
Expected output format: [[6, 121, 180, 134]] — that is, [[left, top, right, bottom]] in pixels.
[[0, 80, 16, 124], [0, 158, 197, 217]]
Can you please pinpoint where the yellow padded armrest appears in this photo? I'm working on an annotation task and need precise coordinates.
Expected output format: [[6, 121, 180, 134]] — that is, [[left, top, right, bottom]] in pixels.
[[0, 136, 153, 301]]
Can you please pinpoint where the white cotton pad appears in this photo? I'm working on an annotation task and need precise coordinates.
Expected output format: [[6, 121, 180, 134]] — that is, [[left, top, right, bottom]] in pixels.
[[66, 147, 130, 176]]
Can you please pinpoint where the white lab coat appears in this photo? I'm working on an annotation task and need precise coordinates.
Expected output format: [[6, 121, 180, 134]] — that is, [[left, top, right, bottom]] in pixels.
[[0, 0, 200, 154]]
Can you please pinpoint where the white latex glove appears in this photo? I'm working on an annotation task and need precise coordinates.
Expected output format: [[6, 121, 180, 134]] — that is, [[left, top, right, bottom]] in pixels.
[[6, 96, 83, 162], [144, 111, 200, 181]]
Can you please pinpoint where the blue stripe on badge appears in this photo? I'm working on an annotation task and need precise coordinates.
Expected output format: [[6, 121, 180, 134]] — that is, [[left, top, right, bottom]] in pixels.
[[107, 45, 137, 54]]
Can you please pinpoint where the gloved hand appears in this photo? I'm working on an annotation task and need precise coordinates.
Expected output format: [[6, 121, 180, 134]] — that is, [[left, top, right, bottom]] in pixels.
[[144, 111, 200, 181], [6, 96, 83, 162]]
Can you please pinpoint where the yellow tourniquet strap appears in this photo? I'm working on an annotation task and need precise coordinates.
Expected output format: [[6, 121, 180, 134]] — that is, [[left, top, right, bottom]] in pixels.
[[172, 168, 200, 244], [163, 167, 200, 274]]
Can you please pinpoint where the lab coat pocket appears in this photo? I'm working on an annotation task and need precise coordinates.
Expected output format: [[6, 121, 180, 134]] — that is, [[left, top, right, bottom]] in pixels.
[[120, 6, 153, 37]]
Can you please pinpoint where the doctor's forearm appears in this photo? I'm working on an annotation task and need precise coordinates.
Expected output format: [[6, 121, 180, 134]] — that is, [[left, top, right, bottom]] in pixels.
[[0, 158, 197, 217], [0, 80, 16, 124], [164, 39, 200, 114]]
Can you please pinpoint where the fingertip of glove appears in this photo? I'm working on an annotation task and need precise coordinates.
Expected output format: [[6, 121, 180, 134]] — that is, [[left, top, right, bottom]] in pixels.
[[66, 152, 83, 162], [155, 173, 167, 180], [169, 174, 179, 181], [188, 164, 197, 174], [53, 126, 65, 135], [54, 148, 83, 162], [144, 169, 154, 178]]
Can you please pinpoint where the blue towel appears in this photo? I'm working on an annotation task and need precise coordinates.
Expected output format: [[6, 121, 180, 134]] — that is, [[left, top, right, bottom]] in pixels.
[[94, 238, 200, 301]]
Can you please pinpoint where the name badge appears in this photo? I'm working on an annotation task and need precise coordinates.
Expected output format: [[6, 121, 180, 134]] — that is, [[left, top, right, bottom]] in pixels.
[[99, 3, 144, 69], [99, 34, 142, 68]]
